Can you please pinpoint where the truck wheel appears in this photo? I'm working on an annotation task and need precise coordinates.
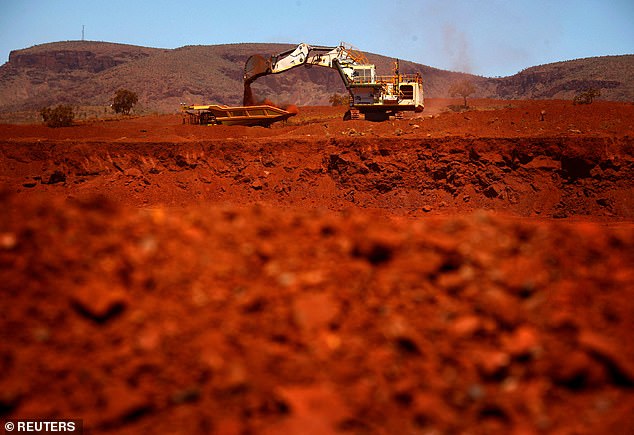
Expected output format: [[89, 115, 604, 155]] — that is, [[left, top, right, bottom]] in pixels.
[[343, 110, 351, 121]]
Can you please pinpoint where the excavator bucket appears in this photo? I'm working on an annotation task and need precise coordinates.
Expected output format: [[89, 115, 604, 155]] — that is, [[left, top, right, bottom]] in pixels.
[[244, 54, 270, 83], [244, 54, 272, 106]]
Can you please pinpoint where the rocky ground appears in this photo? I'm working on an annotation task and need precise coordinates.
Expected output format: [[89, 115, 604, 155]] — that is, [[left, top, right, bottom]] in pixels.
[[1, 99, 633, 434]]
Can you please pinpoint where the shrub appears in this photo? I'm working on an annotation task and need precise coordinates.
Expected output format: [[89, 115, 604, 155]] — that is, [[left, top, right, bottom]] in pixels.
[[40, 105, 74, 127], [112, 89, 139, 115], [573, 89, 601, 105], [449, 80, 476, 109], [329, 93, 348, 106]]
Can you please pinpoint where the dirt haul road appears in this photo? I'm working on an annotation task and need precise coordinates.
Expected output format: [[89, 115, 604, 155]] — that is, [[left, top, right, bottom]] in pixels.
[[1, 99, 633, 434]]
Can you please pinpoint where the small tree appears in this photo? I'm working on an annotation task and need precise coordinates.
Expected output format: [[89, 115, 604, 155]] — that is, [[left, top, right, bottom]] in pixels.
[[40, 105, 74, 127], [112, 89, 138, 115], [573, 88, 600, 105], [449, 80, 476, 109], [329, 93, 348, 106]]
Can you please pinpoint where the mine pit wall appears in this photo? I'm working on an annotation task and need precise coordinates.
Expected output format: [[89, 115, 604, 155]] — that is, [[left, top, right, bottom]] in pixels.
[[1, 136, 632, 219]]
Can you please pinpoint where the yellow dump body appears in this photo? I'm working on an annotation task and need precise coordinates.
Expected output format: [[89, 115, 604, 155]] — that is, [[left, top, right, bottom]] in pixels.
[[181, 104, 295, 126]]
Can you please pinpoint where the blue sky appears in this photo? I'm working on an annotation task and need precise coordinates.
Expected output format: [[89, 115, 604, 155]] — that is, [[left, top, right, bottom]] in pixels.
[[0, 0, 632, 77]]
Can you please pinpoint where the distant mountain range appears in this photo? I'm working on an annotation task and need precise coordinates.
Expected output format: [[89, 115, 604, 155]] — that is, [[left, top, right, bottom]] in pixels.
[[0, 41, 632, 113]]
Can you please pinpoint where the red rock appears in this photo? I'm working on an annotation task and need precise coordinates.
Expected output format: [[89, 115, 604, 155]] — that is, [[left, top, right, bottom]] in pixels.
[[550, 350, 606, 387], [266, 384, 351, 435], [450, 315, 482, 338], [293, 292, 339, 331], [503, 325, 540, 358], [97, 383, 152, 427], [70, 283, 128, 322], [578, 330, 634, 385], [480, 289, 522, 328], [477, 350, 511, 377]]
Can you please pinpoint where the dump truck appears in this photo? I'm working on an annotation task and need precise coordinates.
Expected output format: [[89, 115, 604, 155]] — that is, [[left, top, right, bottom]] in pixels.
[[244, 42, 424, 121], [181, 103, 295, 126]]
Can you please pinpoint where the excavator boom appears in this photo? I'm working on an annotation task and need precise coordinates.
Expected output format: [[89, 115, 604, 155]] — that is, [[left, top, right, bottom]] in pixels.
[[244, 43, 356, 85]]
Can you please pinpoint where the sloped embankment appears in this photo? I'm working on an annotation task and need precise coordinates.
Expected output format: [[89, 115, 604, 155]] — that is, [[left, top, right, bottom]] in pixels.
[[2, 135, 632, 218]]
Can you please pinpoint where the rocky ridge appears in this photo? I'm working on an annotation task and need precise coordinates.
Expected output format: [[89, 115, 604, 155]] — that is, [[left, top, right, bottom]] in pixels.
[[0, 41, 632, 113]]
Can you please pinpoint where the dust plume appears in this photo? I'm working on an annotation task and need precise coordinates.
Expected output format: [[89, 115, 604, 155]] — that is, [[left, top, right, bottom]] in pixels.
[[443, 24, 473, 73], [244, 80, 299, 114]]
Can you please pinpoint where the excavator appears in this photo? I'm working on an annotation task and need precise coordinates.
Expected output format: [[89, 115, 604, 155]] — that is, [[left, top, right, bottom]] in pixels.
[[244, 42, 424, 121]]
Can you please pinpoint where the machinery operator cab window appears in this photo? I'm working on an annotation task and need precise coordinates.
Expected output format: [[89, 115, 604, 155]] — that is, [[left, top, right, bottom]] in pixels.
[[352, 66, 373, 83]]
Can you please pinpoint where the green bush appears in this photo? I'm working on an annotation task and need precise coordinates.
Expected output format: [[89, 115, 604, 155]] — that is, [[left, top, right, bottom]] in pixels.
[[40, 105, 74, 128]]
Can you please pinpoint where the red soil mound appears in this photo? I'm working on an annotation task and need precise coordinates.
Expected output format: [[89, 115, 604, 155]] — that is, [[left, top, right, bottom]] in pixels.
[[1, 99, 633, 434]]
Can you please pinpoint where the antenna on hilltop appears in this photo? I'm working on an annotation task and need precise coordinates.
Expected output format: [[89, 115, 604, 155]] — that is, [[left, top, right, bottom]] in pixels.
[[82, 25, 85, 41]]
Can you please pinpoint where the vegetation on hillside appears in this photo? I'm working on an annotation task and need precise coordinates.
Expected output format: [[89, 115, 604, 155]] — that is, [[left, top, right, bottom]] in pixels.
[[329, 93, 348, 106], [40, 105, 74, 127], [449, 80, 476, 108], [1, 42, 633, 114], [573, 88, 601, 105], [112, 89, 138, 115]]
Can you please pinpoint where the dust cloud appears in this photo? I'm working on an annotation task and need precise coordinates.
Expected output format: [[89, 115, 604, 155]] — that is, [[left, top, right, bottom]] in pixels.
[[443, 24, 473, 73]]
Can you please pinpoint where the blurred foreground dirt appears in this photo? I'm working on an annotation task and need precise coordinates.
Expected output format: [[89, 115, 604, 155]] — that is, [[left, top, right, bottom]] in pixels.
[[1, 99, 633, 434]]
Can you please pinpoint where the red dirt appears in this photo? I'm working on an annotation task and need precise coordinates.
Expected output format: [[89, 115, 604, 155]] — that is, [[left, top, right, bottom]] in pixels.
[[1, 99, 633, 434]]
